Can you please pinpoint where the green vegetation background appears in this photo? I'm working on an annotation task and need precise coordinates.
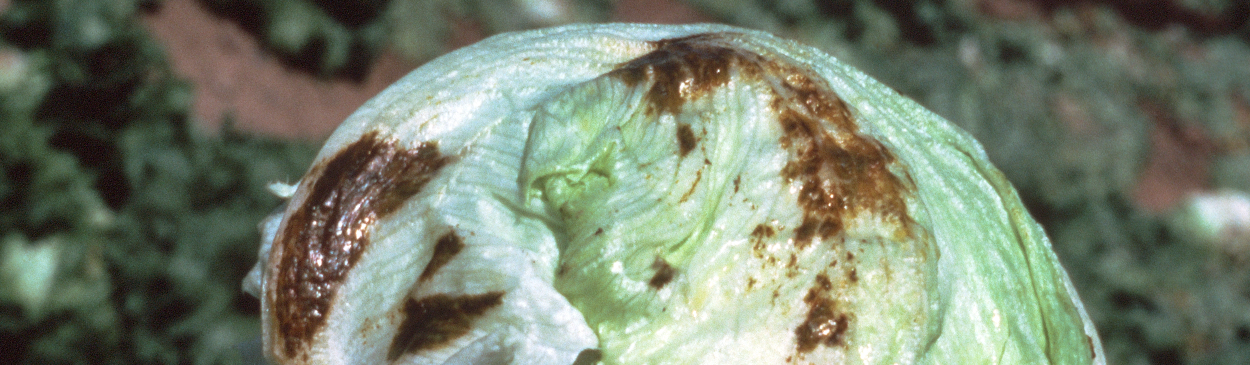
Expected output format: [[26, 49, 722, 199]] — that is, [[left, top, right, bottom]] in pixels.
[[1, 0, 1248, 364]]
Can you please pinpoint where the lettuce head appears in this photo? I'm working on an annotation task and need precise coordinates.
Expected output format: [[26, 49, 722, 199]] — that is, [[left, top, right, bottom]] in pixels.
[[244, 23, 1104, 365]]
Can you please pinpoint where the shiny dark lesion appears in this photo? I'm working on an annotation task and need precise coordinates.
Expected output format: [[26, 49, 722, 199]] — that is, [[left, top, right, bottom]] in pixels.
[[795, 274, 851, 353], [676, 123, 697, 157], [386, 291, 506, 361], [773, 72, 914, 249], [611, 33, 765, 115], [271, 131, 451, 358]]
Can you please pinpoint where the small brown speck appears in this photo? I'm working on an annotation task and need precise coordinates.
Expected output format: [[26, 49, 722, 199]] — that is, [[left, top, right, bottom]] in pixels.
[[751, 224, 777, 239], [751, 224, 775, 258], [814, 273, 832, 291], [649, 256, 677, 289]]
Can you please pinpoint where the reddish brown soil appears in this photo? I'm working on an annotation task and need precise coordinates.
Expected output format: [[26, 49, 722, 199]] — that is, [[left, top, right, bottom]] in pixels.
[[1132, 101, 1216, 213], [142, 0, 417, 140], [141, 0, 710, 141]]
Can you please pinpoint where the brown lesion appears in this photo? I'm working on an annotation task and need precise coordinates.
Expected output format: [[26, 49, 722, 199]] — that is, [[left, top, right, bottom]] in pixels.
[[751, 224, 777, 240], [386, 292, 506, 361], [612, 33, 913, 252], [773, 71, 914, 250], [795, 274, 851, 353], [676, 123, 697, 157], [648, 256, 677, 289], [678, 168, 703, 203], [418, 231, 466, 282], [269, 131, 452, 359], [750, 223, 776, 253], [610, 33, 765, 115], [572, 349, 603, 365], [605, 33, 915, 359], [1087, 335, 1096, 360]]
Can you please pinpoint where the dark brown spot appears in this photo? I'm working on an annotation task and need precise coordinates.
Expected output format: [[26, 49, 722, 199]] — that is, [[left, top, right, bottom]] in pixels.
[[751, 224, 777, 239], [612, 33, 765, 115], [270, 131, 452, 358], [419, 231, 465, 282], [733, 175, 741, 193], [677, 123, 697, 157], [649, 256, 677, 289], [774, 72, 913, 249], [1087, 335, 1096, 359], [847, 268, 858, 283], [814, 273, 832, 291], [750, 224, 776, 258], [594, 228, 604, 236], [796, 274, 850, 353], [386, 292, 505, 360]]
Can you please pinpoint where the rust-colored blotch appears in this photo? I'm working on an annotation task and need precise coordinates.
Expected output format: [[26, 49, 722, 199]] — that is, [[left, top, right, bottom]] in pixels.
[[609, 32, 915, 358], [611, 33, 766, 115], [774, 73, 913, 249], [612, 33, 913, 250], [795, 274, 851, 353]]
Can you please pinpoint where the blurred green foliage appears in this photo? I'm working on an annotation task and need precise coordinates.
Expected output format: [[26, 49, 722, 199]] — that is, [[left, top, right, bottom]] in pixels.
[[0, 0, 316, 363]]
